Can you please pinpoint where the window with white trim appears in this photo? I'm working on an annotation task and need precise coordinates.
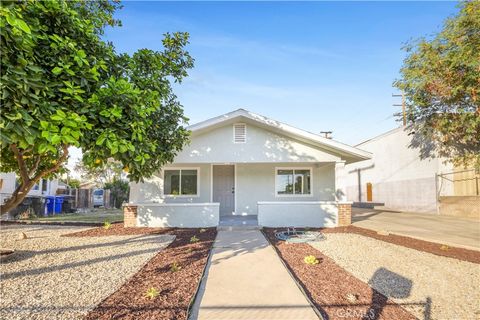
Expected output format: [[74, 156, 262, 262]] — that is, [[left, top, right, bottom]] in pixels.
[[276, 169, 311, 195], [233, 123, 246, 143], [164, 169, 198, 196]]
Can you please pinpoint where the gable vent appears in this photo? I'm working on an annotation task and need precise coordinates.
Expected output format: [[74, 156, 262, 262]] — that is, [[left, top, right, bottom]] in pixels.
[[233, 123, 246, 143]]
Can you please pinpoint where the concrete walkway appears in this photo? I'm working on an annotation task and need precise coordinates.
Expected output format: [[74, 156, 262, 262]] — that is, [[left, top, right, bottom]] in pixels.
[[352, 208, 480, 251], [190, 229, 319, 320]]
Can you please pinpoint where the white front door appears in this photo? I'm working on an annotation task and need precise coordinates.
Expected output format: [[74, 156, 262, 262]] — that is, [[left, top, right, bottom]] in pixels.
[[213, 165, 235, 216]]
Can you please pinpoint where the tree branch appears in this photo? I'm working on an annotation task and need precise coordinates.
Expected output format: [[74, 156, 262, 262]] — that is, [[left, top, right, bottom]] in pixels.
[[28, 155, 42, 178], [10, 144, 30, 184], [33, 144, 69, 182]]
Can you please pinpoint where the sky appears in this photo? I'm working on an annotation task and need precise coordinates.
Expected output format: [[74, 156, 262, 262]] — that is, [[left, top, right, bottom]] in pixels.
[[68, 1, 459, 174]]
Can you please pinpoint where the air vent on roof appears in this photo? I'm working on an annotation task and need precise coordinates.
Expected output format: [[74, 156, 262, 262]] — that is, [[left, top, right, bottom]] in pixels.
[[233, 123, 246, 143]]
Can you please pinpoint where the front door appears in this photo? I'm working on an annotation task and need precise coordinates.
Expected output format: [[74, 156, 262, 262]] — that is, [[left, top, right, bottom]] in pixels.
[[213, 165, 235, 216]]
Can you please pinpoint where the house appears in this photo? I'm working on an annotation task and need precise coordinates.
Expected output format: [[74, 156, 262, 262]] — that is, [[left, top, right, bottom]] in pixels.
[[344, 126, 479, 218], [126, 109, 371, 228], [0, 172, 61, 217]]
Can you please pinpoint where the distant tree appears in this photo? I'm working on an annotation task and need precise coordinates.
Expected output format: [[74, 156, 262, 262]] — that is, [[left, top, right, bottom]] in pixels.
[[394, 1, 480, 169], [66, 178, 81, 189], [104, 178, 129, 208], [0, 1, 193, 214], [74, 158, 124, 186]]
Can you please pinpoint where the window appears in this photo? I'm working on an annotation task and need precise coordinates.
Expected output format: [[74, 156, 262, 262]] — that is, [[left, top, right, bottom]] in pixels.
[[276, 168, 311, 195], [233, 123, 246, 143], [164, 169, 198, 196]]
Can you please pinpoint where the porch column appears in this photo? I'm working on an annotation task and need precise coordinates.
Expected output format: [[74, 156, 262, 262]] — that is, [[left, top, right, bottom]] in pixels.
[[335, 161, 347, 201]]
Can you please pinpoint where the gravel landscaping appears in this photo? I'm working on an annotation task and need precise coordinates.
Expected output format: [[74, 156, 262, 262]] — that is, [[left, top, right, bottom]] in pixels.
[[83, 226, 217, 320], [263, 228, 415, 320], [0, 224, 174, 320], [310, 233, 480, 320]]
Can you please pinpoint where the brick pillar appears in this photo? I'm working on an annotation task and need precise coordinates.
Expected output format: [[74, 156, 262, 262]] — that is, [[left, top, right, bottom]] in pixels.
[[123, 205, 137, 227], [338, 202, 352, 226]]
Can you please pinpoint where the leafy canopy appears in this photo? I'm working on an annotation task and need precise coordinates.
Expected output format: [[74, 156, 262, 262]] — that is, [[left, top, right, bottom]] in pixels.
[[0, 0, 193, 213], [394, 1, 480, 169]]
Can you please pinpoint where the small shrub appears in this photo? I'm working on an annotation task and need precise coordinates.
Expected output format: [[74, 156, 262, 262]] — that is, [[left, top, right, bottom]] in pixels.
[[170, 262, 181, 272], [190, 235, 199, 243], [103, 221, 112, 230], [199, 228, 207, 233], [145, 287, 159, 299], [304, 255, 319, 265], [440, 245, 450, 251]]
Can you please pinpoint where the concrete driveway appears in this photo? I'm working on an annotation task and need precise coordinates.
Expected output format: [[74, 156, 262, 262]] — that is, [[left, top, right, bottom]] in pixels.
[[352, 208, 480, 251]]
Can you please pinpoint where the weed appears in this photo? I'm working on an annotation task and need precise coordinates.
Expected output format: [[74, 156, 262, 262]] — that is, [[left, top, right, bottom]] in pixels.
[[304, 255, 319, 265], [190, 235, 199, 243], [103, 221, 112, 230], [170, 262, 181, 272], [145, 287, 159, 299]]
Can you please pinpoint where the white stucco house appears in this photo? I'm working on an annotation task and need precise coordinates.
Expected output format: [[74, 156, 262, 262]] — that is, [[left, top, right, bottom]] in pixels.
[[126, 109, 371, 228]]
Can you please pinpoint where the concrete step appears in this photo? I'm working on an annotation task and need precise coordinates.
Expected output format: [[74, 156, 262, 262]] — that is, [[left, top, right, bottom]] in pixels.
[[217, 225, 262, 231]]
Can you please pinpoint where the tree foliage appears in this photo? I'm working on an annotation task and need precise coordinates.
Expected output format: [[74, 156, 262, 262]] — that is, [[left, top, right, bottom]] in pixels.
[[0, 0, 193, 213], [74, 158, 124, 186], [394, 1, 480, 169]]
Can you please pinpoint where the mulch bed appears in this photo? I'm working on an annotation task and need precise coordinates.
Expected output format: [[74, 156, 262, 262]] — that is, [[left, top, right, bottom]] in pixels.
[[263, 228, 416, 320], [65, 224, 217, 320], [324, 225, 480, 264]]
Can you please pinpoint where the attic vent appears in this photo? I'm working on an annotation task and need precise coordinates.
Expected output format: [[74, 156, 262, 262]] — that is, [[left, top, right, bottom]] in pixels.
[[233, 123, 246, 143]]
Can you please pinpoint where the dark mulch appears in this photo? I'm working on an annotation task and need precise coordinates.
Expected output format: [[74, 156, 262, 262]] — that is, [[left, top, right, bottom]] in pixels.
[[323, 225, 480, 264], [66, 224, 217, 320], [263, 228, 417, 320]]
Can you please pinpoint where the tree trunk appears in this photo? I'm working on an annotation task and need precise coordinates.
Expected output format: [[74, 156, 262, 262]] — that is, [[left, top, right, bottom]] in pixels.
[[0, 144, 69, 216], [0, 180, 38, 215]]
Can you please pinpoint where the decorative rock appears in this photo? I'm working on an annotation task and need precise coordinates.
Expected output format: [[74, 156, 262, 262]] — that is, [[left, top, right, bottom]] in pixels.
[[346, 293, 358, 303], [377, 230, 390, 236], [18, 232, 28, 240]]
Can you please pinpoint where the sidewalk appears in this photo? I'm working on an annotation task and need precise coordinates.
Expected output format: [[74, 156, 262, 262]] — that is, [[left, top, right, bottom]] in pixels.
[[190, 229, 319, 320]]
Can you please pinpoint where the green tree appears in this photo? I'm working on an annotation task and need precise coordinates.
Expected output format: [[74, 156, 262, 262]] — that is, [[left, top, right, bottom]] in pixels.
[[394, 1, 480, 169], [74, 158, 124, 186], [0, 1, 193, 214], [104, 178, 129, 208]]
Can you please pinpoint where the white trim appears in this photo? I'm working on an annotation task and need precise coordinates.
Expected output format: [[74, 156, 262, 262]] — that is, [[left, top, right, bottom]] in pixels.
[[187, 109, 371, 161], [134, 202, 220, 207], [274, 167, 313, 197], [234, 163, 237, 213], [233, 122, 247, 143], [162, 167, 200, 198], [210, 164, 213, 203]]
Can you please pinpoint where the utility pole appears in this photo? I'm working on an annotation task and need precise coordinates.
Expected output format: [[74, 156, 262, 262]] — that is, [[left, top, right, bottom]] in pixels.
[[320, 131, 332, 139], [392, 92, 406, 126]]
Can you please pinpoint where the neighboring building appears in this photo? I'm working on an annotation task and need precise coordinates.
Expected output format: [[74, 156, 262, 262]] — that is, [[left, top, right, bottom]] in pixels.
[[0, 172, 61, 216], [128, 109, 371, 228], [345, 126, 455, 214]]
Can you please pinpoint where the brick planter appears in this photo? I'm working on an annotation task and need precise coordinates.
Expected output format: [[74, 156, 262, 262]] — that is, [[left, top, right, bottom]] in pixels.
[[123, 205, 138, 227], [338, 202, 352, 226]]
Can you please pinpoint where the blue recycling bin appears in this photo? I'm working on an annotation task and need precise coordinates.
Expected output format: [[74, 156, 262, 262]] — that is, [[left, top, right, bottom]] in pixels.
[[45, 196, 55, 215], [54, 196, 65, 214]]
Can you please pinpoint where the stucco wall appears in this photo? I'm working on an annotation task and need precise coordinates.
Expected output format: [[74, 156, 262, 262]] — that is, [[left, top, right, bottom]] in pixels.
[[236, 163, 336, 215], [129, 163, 211, 204], [174, 121, 342, 163], [345, 127, 453, 213], [258, 201, 338, 227], [136, 203, 219, 227]]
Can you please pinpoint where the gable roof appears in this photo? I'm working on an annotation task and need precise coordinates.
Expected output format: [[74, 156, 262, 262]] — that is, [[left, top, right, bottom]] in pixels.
[[188, 109, 371, 163]]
